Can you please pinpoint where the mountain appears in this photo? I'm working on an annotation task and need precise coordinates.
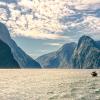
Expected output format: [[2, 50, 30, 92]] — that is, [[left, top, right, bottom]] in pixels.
[[0, 39, 19, 68], [0, 22, 41, 68], [96, 41, 100, 49], [72, 36, 100, 68], [37, 35, 100, 69], [36, 42, 76, 68]]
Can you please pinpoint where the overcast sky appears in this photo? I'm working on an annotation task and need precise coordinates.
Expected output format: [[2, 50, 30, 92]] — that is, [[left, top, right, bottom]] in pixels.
[[0, 0, 100, 58]]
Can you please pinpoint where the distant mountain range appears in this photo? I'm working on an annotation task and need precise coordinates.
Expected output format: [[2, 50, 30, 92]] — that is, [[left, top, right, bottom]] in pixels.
[[37, 36, 100, 69], [0, 22, 41, 68], [0, 22, 99, 69], [36, 42, 76, 68]]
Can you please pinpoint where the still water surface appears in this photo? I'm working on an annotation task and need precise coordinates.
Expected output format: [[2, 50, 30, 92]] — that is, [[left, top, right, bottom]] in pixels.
[[0, 69, 100, 100]]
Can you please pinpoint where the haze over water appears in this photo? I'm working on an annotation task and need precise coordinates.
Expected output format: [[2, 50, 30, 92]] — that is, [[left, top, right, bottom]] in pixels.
[[0, 69, 100, 100]]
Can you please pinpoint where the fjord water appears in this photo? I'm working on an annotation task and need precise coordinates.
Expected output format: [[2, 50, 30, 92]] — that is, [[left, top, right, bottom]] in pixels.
[[0, 69, 100, 100]]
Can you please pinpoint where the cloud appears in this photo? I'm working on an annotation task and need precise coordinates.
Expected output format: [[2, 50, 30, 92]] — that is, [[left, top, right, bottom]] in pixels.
[[18, 0, 33, 8], [81, 0, 100, 4], [45, 43, 63, 46], [0, 0, 100, 41], [12, 29, 67, 40]]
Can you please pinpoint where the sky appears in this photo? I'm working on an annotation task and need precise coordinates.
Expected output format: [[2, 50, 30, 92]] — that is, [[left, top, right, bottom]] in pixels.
[[0, 0, 100, 58]]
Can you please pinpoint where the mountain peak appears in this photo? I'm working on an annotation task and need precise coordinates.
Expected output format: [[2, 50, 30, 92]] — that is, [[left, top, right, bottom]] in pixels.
[[77, 35, 95, 49], [58, 42, 76, 51], [79, 35, 94, 41], [0, 22, 11, 42], [37, 42, 76, 68], [0, 22, 41, 68], [72, 35, 100, 68]]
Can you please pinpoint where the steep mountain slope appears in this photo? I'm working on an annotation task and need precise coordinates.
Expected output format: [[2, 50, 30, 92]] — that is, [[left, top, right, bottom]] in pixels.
[[0, 39, 19, 68], [72, 36, 100, 68], [36, 43, 76, 68], [0, 22, 41, 68], [96, 41, 100, 49], [37, 35, 100, 69]]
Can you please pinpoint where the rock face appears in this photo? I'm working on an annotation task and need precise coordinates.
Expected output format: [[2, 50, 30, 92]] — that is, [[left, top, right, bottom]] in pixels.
[[0, 22, 41, 68], [95, 41, 100, 49], [0, 39, 19, 68], [72, 36, 100, 68], [37, 35, 100, 69], [36, 43, 76, 68]]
